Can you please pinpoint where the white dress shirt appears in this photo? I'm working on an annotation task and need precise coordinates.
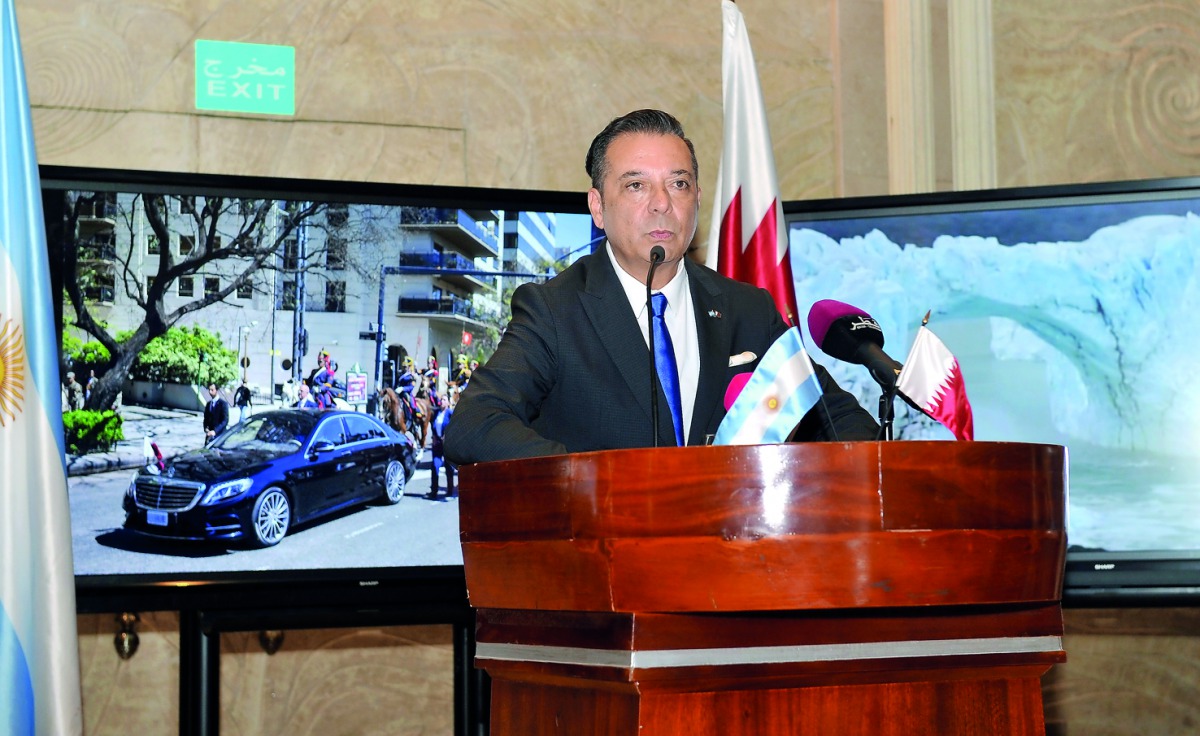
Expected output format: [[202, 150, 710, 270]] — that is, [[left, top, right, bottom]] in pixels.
[[606, 244, 700, 443]]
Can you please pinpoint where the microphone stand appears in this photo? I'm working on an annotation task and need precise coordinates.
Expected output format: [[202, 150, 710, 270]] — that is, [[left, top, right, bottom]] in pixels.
[[646, 246, 665, 448], [876, 387, 896, 441]]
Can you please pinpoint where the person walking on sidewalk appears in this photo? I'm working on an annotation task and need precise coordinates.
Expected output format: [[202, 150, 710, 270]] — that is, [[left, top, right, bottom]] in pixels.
[[233, 380, 253, 421]]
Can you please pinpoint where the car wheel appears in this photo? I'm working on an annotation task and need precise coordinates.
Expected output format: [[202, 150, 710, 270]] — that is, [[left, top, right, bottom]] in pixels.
[[383, 459, 405, 504], [250, 487, 291, 547]]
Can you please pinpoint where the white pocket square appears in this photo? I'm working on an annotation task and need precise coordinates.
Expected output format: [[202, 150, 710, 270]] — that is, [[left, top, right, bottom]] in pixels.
[[728, 351, 757, 367]]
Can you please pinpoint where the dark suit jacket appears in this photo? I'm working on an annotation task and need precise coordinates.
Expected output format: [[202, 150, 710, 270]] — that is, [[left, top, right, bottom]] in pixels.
[[444, 251, 878, 465], [203, 397, 229, 438]]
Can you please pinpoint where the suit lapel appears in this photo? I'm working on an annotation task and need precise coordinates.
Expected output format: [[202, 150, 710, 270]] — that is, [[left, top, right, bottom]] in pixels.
[[686, 261, 733, 444], [578, 252, 661, 430]]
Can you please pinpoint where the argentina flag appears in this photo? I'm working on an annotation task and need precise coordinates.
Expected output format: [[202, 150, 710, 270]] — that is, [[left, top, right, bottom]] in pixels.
[[713, 327, 822, 445], [1, 0, 84, 732]]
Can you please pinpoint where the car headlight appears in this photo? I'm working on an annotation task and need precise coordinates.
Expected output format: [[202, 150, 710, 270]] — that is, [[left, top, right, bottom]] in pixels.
[[199, 478, 254, 506]]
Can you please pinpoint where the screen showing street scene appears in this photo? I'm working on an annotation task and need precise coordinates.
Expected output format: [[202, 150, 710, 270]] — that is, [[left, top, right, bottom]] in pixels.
[[788, 192, 1200, 555], [49, 182, 595, 580]]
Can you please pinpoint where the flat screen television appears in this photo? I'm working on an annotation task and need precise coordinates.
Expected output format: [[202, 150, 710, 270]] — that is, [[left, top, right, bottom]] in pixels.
[[42, 165, 590, 617], [784, 177, 1200, 604]]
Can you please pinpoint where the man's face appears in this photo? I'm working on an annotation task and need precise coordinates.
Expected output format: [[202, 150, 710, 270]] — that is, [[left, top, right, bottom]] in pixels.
[[587, 132, 700, 287], [208, 385, 218, 398], [298, 384, 309, 397]]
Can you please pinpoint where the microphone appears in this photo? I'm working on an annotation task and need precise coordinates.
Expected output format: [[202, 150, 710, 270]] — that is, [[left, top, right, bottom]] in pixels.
[[723, 372, 752, 411], [646, 246, 666, 447], [807, 299, 902, 388]]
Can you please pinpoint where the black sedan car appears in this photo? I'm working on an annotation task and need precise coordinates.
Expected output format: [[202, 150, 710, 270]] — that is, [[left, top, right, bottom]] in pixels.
[[123, 409, 416, 547]]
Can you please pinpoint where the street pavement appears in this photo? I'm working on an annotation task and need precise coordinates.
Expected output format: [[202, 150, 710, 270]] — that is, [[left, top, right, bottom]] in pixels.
[[66, 402, 430, 477]]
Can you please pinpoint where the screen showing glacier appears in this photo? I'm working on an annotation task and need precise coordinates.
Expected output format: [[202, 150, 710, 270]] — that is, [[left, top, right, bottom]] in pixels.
[[789, 193, 1200, 553]]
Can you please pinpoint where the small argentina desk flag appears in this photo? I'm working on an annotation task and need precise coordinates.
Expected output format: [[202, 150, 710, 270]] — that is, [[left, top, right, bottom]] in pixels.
[[713, 327, 822, 445]]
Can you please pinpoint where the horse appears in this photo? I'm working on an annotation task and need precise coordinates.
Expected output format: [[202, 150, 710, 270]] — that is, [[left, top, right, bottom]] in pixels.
[[411, 380, 438, 449], [404, 393, 430, 449], [378, 387, 408, 434]]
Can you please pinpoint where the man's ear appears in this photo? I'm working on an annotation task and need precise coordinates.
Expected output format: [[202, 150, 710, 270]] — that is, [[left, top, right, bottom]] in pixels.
[[587, 188, 604, 229]]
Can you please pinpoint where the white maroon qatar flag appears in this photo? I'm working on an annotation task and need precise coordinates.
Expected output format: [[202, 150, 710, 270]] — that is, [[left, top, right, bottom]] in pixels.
[[705, 0, 799, 326], [896, 325, 975, 441]]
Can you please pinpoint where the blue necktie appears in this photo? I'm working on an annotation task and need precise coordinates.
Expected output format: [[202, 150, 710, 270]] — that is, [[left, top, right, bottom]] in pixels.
[[651, 292, 684, 446]]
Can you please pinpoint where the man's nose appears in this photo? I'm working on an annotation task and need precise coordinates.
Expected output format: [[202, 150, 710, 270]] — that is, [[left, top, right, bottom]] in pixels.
[[648, 185, 672, 214]]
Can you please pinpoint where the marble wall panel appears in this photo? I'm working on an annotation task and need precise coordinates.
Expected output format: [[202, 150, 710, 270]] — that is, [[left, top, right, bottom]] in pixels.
[[1043, 608, 1200, 736], [76, 613, 456, 735], [220, 625, 454, 735], [995, 1, 1200, 187], [17, 0, 836, 203], [77, 612, 180, 736]]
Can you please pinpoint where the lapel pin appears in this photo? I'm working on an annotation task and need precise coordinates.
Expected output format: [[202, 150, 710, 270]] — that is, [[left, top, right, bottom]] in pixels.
[[708, 309, 722, 319]]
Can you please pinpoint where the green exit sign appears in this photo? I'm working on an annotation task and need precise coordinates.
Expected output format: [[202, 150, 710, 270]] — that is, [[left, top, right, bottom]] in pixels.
[[195, 40, 295, 116]]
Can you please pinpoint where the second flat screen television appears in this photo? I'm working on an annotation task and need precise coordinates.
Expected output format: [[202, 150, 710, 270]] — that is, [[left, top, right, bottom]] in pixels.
[[785, 178, 1200, 601]]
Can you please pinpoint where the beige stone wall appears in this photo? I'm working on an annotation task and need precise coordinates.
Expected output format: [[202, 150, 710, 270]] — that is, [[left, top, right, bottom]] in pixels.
[[994, 1, 1200, 187], [1045, 608, 1200, 736], [19, 0, 1200, 196], [16, 0, 836, 204], [78, 613, 180, 736], [78, 613, 454, 735], [220, 624, 454, 735]]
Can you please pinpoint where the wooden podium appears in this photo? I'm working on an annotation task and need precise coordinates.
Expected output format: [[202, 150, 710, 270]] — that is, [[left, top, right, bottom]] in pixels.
[[458, 441, 1067, 735]]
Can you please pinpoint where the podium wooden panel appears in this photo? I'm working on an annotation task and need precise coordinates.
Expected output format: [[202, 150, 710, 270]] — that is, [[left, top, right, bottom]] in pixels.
[[459, 441, 1067, 735]]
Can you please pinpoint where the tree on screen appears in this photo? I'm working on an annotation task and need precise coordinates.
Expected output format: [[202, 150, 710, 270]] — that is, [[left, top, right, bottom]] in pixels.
[[55, 192, 328, 412]]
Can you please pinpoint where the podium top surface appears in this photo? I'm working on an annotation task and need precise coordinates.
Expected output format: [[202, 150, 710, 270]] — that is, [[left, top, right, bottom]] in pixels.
[[459, 441, 1067, 613]]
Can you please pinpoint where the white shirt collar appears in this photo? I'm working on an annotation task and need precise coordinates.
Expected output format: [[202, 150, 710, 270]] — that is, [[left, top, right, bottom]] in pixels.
[[605, 242, 689, 317]]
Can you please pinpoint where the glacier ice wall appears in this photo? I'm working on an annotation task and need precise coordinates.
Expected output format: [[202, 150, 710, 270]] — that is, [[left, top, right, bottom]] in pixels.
[[791, 213, 1200, 455]]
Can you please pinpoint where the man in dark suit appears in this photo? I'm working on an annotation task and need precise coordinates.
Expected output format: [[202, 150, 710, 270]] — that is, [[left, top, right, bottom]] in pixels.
[[203, 383, 229, 444], [427, 390, 457, 500], [444, 109, 877, 464]]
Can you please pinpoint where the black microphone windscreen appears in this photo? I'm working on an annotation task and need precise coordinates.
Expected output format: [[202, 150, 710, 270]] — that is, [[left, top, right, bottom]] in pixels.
[[807, 299, 885, 364], [807, 299, 870, 347]]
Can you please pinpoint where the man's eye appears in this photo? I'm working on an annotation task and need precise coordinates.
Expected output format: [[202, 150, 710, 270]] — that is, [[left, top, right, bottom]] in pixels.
[[626, 181, 643, 191]]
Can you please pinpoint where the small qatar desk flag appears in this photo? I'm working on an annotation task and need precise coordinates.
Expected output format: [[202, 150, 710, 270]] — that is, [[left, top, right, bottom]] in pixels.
[[896, 317, 975, 441], [1, 0, 84, 732]]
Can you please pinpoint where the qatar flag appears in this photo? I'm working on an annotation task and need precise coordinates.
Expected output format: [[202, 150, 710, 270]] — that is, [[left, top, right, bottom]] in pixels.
[[705, 0, 798, 326], [896, 326, 975, 441]]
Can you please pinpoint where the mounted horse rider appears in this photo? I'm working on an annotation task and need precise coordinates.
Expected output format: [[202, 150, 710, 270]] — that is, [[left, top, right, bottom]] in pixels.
[[396, 356, 423, 427]]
